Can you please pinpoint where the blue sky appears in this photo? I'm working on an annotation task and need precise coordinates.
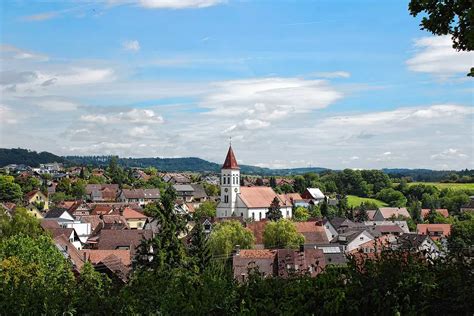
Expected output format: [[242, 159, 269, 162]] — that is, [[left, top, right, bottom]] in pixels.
[[0, 0, 473, 169]]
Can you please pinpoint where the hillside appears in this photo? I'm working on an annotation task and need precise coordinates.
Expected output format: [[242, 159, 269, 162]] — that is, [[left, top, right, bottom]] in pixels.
[[0, 148, 64, 167]]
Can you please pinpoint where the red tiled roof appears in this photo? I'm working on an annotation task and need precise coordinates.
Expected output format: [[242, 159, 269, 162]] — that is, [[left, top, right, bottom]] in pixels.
[[294, 221, 329, 244], [421, 209, 449, 219], [81, 249, 131, 266], [238, 249, 277, 259], [378, 207, 410, 219], [222, 146, 239, 169], [417, 224, 451, 238], [240, 186, 287, 208], [122, 207, 147, 219], [246, 220, 268, 244]]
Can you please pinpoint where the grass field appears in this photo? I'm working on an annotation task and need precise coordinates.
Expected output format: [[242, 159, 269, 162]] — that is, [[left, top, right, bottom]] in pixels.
[[405, 182, 474, 191], [347, 195, 387, 208]]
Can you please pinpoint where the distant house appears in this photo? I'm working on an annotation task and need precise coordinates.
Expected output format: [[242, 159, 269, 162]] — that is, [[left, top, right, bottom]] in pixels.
[[163, 173, 191, 185], [122, 207, 148, 230], [69, 201, 92, 217], [305, 244, 347, 266], [118, 189, 160, 206], [294, 221, 330, 244], [397, 233, 439, 258], [190, 183, 208, 203], [329, 217, 356, 234], [95, 229, 153, 257], [416, 224, 451, 241], [24, 190, 49, 211], [333, 230, 374, 253], [460, 198, 474, 213], [421, 208, 449, 219], [44, 208, 75, 223], [301, 188, 325, 204], [373, 207, 411, 221], [86, 184, 119, 202], [363, 221, 410, 234], [232, 247, 326, 282], [41, 221, 83, 250], [54, 234, 85, 272], [173, 185, 195, 203]]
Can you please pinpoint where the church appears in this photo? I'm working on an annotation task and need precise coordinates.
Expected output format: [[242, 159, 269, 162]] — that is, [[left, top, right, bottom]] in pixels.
[[216, 146, 293, 221]]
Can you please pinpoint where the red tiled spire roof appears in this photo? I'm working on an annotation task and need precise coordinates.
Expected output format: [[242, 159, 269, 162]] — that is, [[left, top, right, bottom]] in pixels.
[[222, 146, 239, 169]]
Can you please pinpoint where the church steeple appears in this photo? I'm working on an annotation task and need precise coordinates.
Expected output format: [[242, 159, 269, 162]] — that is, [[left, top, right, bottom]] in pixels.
[[222, 145, 239, 170]]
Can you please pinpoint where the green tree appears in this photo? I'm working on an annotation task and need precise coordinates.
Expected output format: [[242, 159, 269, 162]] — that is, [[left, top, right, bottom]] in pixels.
[[0, 235, 75, 315], [208, 220, 254, 256], [138, 187, 189, 271], [293, 206, 310, 222], [408, 199, 422, 223], [15, 175, 41, 194], [355, 203, 369, 222], [263, 219, 304, 249], [0, 175, 23, 201], [269, 176, 277, 188], [56, 177, 72, 195], [409, 0, 473, 76], [188, 221, 211, 273], [71, 179, 87, 199], [194, 200, 217, 219], [203, 182, 219, 196], [0, 207, 45, 239], [74, 262, 113, 315], [376, 188, 407, 207], [266, 196, 282, 221], [448, 214, 474, 252]]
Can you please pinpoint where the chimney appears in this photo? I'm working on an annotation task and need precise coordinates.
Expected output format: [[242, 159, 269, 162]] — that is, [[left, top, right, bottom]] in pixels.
[[235, 245, 240, 255]]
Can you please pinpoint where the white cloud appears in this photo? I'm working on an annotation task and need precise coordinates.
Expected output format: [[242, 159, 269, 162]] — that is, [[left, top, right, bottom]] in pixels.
[[80, 108, 164, 124], [128, 126, 151, 136], [35, 99, 79, 111], [122, 40, 140, 52], [0, 44, 48, 62], [202, 77, 342, 118], [406, 35, 473, 77], [137, 0, 224, 9], [22, 12, 58, 21], [311, 71, 351, 79], [0, 105, 18, 124], [322, 104, 472, 127], [431, 148, 469, 160]]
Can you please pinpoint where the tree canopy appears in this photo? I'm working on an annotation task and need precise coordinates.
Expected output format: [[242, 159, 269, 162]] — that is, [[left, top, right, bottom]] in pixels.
[[263, 219, 304, 249]]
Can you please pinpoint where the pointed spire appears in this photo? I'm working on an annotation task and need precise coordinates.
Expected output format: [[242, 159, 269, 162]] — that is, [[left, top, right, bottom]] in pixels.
[[222, 145, 239, 169]]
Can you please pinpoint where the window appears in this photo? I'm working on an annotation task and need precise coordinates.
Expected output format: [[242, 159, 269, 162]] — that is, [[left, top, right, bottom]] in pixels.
[[286, 210, 289, 217], [222, 177, 225, 185], [240, 213, 243, 217], [252, 213, 255, 220], [360, 236, 364, 240], [224, 195, 229, 203], [259, 212, 262, 220]]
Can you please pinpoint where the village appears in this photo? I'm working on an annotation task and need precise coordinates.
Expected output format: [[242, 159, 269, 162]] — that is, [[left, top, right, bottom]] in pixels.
[[1, 145, 471, 286]]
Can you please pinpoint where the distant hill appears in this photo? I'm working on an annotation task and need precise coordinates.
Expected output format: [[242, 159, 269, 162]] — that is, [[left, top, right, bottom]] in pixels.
[[0, 148, 64, 167]]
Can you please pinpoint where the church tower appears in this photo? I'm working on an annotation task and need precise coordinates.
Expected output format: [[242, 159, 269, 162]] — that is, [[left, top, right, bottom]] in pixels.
[[216, 145, 240, 217]]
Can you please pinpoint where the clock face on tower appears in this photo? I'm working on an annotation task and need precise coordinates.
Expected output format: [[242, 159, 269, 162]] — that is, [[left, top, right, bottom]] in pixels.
[[224, 188, 228, 192], [234, 188, 238, 192]]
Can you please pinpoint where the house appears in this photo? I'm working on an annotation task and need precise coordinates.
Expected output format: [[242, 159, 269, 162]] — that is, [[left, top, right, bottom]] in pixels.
[[44, 208, 75, 223], [54, 234, 85, 272], [363, 221, 410, 234], [329, 217, 356, 233], [322, 219, 339, 241], [276, 248, 326, 278], [81, 249, 131, 267], [216, 145, 292, 221], [233, 249, 277, 282], [95, 229, 153, 257], [41, 221, 83, 250], [421, 208, 449, 219], [460, 198, 474, 213], [301, 188, 325, 204], [122, 207, 148, 229], [68, 201, 92, 216], [304, 244, 348, 266], [162, 173, 191, 185], [24, 190, 49, 211], [232, 247, 326, 282], [173, 185, 195, 203], [277, 193, 304, 208], [118, 189, 160, 206], [86, 184, 119, 202], [333, 230, 374, 253], [397, 233, 439, 258], [373, 207, 411, 221], [25, 203, 44, 218], [349, 234, 397, 255], [416, 224, 451, 241], [190, 183, 208, 203], [294, 221, 330, 244], [77, 214, 129, 237], [93, 254, 131, 283]]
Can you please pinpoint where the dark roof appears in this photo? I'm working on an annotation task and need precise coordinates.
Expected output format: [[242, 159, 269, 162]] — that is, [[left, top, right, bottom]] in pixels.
[[397, 233, 430, 249], [44, 208, 71, 219], [329, 217, 356, 230], [94, 254, 131, 283], [96, 229, 153, 256], [190, 184, 207, 199], [222, 146, 239, 169]]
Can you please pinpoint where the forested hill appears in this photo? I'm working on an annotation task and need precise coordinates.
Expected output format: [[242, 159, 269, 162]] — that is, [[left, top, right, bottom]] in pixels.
[[64, 155, 328, 175], [0, 148, 64, 167]]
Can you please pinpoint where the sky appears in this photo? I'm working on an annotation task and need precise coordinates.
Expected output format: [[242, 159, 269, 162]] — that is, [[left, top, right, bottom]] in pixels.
[[0, 0, 473, 170]]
